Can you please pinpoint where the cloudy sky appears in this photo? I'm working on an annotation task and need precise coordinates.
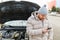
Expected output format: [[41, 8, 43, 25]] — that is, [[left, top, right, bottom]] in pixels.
[[24, 0, 60, 8], [56, 0, 60, 7], [23, 0, 53, 7]]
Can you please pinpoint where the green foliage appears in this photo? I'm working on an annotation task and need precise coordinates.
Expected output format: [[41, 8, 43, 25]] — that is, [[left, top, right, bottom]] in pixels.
[[51, 6, 56, 12], [56, 8, 60, 14], [51, 6, 60, 14], [56, 8, 60, 12]]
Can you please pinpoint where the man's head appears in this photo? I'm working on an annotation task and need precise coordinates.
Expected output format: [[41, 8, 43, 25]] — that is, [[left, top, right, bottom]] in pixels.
[[36, 5, 48, 20], [37, 13, 46, 20]]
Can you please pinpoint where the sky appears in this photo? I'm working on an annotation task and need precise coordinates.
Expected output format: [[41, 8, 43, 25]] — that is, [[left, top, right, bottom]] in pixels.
[[56, 0, 60, 7], [23, 0, 53, 7]]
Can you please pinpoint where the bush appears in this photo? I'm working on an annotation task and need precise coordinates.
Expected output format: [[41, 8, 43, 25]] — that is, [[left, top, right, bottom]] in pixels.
[[51, 6, 60, 14]]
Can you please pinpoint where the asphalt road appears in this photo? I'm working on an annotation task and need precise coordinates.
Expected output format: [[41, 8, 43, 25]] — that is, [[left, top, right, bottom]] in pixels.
[[48, 15, 60, 40]]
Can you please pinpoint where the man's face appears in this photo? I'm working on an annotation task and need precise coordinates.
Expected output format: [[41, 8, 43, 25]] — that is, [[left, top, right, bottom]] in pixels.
[[37, 13, 46, 20]]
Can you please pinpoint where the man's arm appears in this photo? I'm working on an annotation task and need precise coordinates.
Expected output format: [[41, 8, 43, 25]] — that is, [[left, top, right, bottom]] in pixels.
[[26, 19, 43, 35], [26, 22, 43, 35]]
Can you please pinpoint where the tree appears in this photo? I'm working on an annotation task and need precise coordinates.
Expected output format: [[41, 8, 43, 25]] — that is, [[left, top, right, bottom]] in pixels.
[[51, 6, 56, 12]]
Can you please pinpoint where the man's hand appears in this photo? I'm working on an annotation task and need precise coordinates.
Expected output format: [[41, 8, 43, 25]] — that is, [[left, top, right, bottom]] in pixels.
[[42, 28, 48, 34], [48, 39, 53, 40]]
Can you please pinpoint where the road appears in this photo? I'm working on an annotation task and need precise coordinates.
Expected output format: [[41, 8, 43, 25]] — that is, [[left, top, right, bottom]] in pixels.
[[48, 15, 60, 40], [0, 15, 60, 40]]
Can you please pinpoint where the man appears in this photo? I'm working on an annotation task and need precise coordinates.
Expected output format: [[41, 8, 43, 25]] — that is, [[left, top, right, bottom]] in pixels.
[[26, 5, 53, 40]]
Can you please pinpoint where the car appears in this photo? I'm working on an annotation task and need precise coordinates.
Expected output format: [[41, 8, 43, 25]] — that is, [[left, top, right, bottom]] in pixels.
[[0, 1, 40, 40], [0, 1, 40, 23], [50, 12, 57, 16], [1, 20, 27, 40]]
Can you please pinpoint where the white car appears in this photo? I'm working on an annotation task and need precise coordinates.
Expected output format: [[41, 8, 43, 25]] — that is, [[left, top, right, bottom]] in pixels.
[[50, 12, 57, 16], [1, 20, 28, 40]]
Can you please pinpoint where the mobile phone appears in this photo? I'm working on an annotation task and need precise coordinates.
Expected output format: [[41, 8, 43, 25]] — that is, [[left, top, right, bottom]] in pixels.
[[47, 27, 51, 30]]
